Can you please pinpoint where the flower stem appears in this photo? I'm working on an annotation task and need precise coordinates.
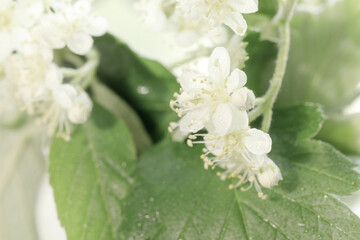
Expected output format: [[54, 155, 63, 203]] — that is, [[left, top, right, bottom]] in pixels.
[[61, 49, 99, 89], [249, 0, 298, 132]]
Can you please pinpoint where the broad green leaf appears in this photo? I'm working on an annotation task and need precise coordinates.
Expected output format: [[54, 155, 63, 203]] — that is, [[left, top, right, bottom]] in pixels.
[[120, 104, 360, 239], [95, 34, 178, 141], [92, 81, 152, 154], [277, 0, 360, 113], [317, 113, 360, 154], [0, 124, 45, 240], [49, 104, 136, 240]]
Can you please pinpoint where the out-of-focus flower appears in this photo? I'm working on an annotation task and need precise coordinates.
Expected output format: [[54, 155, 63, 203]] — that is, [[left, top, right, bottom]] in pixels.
[[40, 0, 107, 55]]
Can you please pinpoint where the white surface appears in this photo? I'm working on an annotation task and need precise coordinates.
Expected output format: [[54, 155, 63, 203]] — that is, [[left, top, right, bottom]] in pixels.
[[36, 174, 67, 240]]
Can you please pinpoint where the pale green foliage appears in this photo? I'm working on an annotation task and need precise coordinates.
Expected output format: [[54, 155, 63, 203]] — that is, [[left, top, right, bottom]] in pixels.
[[119, 104, 360, 239], [49, 105, 136, 240], [278, 0, 360, 113], [92, 81, 152, 154]]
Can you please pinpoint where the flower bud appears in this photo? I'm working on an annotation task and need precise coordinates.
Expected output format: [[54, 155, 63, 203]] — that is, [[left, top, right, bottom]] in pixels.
[[257, 158, 282, 189], [230, 87, 255, 110], [68, 92, 92, 124]]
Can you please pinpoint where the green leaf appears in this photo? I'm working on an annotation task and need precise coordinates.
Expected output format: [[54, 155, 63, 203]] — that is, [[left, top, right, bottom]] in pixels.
[[49, 104, 136, 240], [0, 124, 45, 240], [120, 104, 360, 239], [317, 113, 360, 155], [92, 81, 152, 155], [277, 0, 360, 113], [94, 34, 178, 141]]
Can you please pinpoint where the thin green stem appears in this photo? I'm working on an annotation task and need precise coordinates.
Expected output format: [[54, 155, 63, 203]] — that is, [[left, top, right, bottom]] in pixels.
[[61, 49, 99, 89], [249, 0, 298, 132]]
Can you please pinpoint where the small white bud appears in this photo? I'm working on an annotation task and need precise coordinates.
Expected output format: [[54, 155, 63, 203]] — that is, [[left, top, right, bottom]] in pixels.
[[257, 158, 282, 189], [68, 91, 92, 124], [231, 87, 255, 110]]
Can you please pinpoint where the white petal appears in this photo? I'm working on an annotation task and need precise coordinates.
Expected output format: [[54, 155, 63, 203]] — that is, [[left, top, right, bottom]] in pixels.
[[179, 107, 210, 133], [14, 0, 44, 27], [229, 0, 259, 13], [223, 12, 247, 36], [52, 85, 77, 109], [73, 0, 91, 16], [205, 136, 225, 156], [208, 47, 231, 83], [227, 68, 247, 94], [46, 64, 63, 89], [87, 15, 107, 36], [66, 32, 93, 55], [231, 108, 249, 130], [178, 71, 207, 93], [176, 30, 199, 47], [211, 103, 234, 136], [243, 128, 272, 155], [41, 17, 66, 49]]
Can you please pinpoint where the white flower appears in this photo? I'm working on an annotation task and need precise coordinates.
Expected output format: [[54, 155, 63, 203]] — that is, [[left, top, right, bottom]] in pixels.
[[42, 84, 92, 140], [40, 0, 107, 55], [43, 84, 77, 140], [188, 127, 282, 199], [171, 47, 255, 135], [5, 52, 59, 114], [176, 0, 258, 36]]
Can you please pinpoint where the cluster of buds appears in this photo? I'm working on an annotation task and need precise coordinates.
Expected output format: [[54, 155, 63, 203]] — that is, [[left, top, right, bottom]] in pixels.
[[0, 0, 107, 140]]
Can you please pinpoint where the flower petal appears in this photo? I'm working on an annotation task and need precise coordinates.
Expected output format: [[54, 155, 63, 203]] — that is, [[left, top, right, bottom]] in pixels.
[[178, 71, 207, 93], [223, 12, 247, 36], [227, 68, 247, 94], [229, 0, 258, 14], [243, 128, 272, 155], [211, 103, 234, 136], [46, 64, 63, 89], [176, 30, 199, 47], [87, 15, 107, 36], [205, 136, 225, 156], [232, 108, 249, 130], [67, 32, 93, 55], [179, 107, 210, 133], [208, 47, 230, 83]]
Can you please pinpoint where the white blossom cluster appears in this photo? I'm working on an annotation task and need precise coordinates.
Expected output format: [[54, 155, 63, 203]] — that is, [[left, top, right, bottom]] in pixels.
[[136, 0, 258, 47], [0, 0, 107, 140], [170, 47, 282, 199]]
